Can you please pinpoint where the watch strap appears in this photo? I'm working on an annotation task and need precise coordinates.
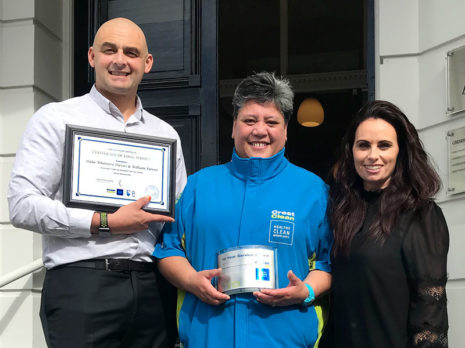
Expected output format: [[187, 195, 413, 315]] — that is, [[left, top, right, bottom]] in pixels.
[[98, 212, 111, 236]]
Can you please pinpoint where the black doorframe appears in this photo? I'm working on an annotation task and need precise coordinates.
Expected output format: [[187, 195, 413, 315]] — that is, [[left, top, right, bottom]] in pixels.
[[73, 0, 218, 175], [366, 0, 375, 101], [74, 0, 374, 175]]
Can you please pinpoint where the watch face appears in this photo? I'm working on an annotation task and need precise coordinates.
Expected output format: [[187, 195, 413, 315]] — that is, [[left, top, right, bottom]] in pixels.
[[98, 228, 112, 237]]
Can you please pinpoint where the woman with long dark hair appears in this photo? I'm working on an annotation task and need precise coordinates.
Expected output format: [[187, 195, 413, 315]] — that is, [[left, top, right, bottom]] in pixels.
[[320, 100, 449, 347]]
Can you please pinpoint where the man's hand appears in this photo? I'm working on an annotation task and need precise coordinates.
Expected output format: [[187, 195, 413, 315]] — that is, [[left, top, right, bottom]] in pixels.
[[109, 196, 174, 234], [92, 196, 174, 235]]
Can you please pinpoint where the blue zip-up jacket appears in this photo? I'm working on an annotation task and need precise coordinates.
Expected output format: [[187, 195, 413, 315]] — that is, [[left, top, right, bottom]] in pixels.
[[154, 149, 332, 348]]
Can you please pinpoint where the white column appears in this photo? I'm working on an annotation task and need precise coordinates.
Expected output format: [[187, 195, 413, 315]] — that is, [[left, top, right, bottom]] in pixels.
[[0, 0, 70, 347]]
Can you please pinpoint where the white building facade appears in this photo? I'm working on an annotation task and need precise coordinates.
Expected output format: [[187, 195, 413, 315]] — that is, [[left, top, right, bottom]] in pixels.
[[0, 0, 463, 347], [377, 2, 465, 345]]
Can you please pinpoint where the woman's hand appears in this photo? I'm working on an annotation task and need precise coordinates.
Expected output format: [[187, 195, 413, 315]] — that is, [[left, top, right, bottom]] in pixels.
[[158, 258, 230, 306], [253, 270, 309, 307], [186, 268, 230, 306]]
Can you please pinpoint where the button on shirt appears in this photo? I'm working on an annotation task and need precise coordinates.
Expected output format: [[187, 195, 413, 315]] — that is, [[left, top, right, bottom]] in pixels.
[[8, 86, 187, 269]]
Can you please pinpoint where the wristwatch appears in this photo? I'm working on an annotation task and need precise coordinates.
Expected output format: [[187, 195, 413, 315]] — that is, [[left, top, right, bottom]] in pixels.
[[98, 212, 112, 237], [302, 283, 315, 306]]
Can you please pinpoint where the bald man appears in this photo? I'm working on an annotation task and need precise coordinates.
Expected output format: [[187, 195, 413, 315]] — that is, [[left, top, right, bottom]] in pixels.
[[8, 18, 186, 347]]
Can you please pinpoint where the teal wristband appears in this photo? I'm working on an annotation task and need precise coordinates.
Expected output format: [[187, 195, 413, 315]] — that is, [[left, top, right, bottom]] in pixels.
[[302, 283, 315, 306]]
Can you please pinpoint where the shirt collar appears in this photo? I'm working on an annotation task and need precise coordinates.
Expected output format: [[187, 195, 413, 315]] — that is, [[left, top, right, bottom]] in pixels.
[[228, 148, 288, 182], [89, 85, 144, 122]]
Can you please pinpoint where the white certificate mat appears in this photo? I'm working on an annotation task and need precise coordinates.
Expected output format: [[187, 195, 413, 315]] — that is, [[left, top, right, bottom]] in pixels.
[[63, 125, 176, 216], [217, 245, 278, 295]]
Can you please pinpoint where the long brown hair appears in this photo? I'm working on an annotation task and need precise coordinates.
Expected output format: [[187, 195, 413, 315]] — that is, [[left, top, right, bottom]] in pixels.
[[329, 100, 440, 256]]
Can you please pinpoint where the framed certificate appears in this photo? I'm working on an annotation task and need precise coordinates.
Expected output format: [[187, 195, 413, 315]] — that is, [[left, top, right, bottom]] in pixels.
[[63, 125, 177, 216]]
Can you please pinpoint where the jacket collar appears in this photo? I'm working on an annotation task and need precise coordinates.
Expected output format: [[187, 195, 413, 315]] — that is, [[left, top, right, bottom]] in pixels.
[[228, 148, 288, 183]]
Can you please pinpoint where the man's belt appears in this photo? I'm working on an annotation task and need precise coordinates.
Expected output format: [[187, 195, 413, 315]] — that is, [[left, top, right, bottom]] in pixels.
[[59, 259, 156, 272]]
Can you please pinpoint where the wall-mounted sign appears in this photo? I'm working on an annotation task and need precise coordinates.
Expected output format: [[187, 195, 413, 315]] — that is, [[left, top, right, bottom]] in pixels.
[[447, 126, 465, 194], [446, 45, 465, 115]]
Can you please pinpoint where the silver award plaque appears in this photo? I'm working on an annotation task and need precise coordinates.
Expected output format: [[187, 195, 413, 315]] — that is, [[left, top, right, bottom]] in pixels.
[[63, 125, 176, 216], [217, 245, 278, 295]]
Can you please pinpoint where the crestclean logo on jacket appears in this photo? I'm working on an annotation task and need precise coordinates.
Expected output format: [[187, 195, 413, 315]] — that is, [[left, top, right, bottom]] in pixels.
[[269, 209, 295, 245], [271, 209, 295, 221]]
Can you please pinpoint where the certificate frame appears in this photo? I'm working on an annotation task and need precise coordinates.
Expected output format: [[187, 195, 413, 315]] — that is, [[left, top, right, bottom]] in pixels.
[[63, 125, 177, 217]]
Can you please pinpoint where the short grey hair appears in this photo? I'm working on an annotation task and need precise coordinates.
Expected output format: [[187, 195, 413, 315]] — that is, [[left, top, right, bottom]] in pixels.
[[232, 72, 294, 123]]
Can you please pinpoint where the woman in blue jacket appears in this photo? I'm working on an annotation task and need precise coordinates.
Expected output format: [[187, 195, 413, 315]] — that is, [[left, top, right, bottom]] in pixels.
[[154, 72, 333, 348]]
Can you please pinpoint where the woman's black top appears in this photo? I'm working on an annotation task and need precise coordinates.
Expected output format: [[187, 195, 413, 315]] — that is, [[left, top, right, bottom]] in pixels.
[[320, 191, 449, 348]]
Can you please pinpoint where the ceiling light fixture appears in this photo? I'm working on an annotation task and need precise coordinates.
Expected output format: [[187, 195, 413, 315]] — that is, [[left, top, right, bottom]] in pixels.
[[297, 98, 324, 127]]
